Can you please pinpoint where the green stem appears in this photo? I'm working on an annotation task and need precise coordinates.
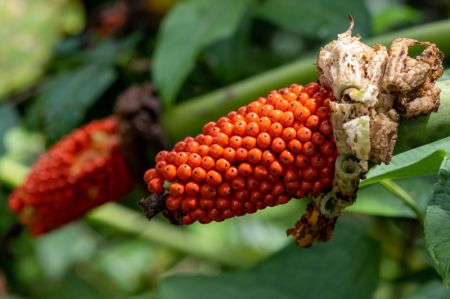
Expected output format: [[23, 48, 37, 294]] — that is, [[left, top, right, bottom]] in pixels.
[[86, 203, 264, 267], [163, 20, 450, 141], [379, 179, 424, 225]]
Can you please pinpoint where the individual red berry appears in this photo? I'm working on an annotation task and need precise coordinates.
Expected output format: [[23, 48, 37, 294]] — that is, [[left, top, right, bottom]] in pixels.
[[287, 139, 302, 154], [188, 153, 202, 168], [279, 150, 295, 165], [304, 82, 320, 97], [233, 121, 247, 136], [294, 105, 310, 122], [302, 142, 317, 156], [148, 178, 164, 193], [269, 161, 284, 177], [261, 150, 276, 166], [185, 141, 200, 153], [297, 127, 312, 142], [311, 132, 325, 146], [215, 158, 231, 172], [245, 112, 259, 123], [169, 182, 185, 196], [206, 170, 223, 186], [198, 145, 210, 156], [254, 165, 268, 179], [238, 163, 253, 177], [235, 148, 248, 161], [248, 148, 262, 164], [269, 110, 283, 122], [241, 136, 256, 150], [258, 117, 271, 132], [281, 127, 297, 141], [229, 136, 243, 149], [245, 122, 260, 137], [311, 154, 326, 168], [144, 168, 159, 183], [319, 120, 333, 136], [185, 182, 200, 195], [224, 166, 238, 181], [231, 176, 246, 191], [218, 183, 232, 197], [213, 132, 229, 147], [201, 156, 215, 170], [192, 167, 206, 182], [306, 115, 320, 130], [223, 147, 236, 163], [209, 144, 224, 159], [177, 164, 192, 181], [269, 122, 283, 138], [162, 164, 177, 180], [259, 104, 274, 117], [166, 196, 182, 211], [280, 111, 295, 127], [271, 137, 286, 153], [218, 122, 234, 135], [256, 132, 272, 149], [200, 185, 216, 198]]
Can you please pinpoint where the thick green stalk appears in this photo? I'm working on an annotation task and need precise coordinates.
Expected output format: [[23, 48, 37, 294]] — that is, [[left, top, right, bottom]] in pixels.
[[163, 20, 450, 140], [86, 203, 264, 267]]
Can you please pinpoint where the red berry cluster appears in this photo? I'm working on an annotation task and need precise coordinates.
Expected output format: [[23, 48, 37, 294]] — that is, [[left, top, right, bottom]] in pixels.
[[144, 83, 338, 225], [8, 117, 134, 236]]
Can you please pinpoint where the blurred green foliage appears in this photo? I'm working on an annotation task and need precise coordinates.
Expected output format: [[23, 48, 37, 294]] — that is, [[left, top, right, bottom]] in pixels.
[[1, 0, 450, 298]]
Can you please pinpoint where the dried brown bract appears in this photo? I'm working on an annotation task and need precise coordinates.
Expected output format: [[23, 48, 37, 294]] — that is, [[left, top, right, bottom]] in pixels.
[[290, 17, 443, 247]]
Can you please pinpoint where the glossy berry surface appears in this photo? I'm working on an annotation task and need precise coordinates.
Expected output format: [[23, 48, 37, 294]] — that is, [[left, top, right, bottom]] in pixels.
[[144, 83, 338, 224]]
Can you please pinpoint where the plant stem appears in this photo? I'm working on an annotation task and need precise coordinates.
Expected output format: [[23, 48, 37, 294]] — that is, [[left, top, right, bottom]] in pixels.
[[163, 20, 450, 140], [86, 203, 264, 267], [379, 179, 424, 225]]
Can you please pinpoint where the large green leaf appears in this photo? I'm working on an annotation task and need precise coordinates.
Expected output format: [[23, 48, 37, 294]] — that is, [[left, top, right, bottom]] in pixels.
[[27, 65, 116, 142], [348, 176, 435, 218], [361, 137, 450, 187], [156, 220, 380, 299], [35, 223, 97, 280], [153, 0, 247, 107], [425, 158, 450, 286], [0, 0, 84, 99], [256, 0, 371, 41]]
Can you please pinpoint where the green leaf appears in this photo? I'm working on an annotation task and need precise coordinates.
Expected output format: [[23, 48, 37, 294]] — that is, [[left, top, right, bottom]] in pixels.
[[256, 0, 371, 41], [156, 220, 380, 299], [0, 0, 85, 99], [0, 104, 18, 155], [35, 223, 97, 280], [348, 176, 435, 218], [92, 240, 154, 293], [27, 65, 116, 142], [153, 0, 247, 107], [361, 137, 450, 187], [425, 158, 450, 286], [372, 5, 420, 35]]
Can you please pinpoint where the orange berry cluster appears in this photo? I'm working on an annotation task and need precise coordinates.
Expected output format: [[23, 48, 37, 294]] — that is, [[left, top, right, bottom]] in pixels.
[[8, 117, 134, 236], [144, 82, 338, 225]]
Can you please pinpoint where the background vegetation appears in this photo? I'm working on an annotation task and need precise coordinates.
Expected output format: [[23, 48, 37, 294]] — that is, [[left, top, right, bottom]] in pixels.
[[1, 0, 450, 298]]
